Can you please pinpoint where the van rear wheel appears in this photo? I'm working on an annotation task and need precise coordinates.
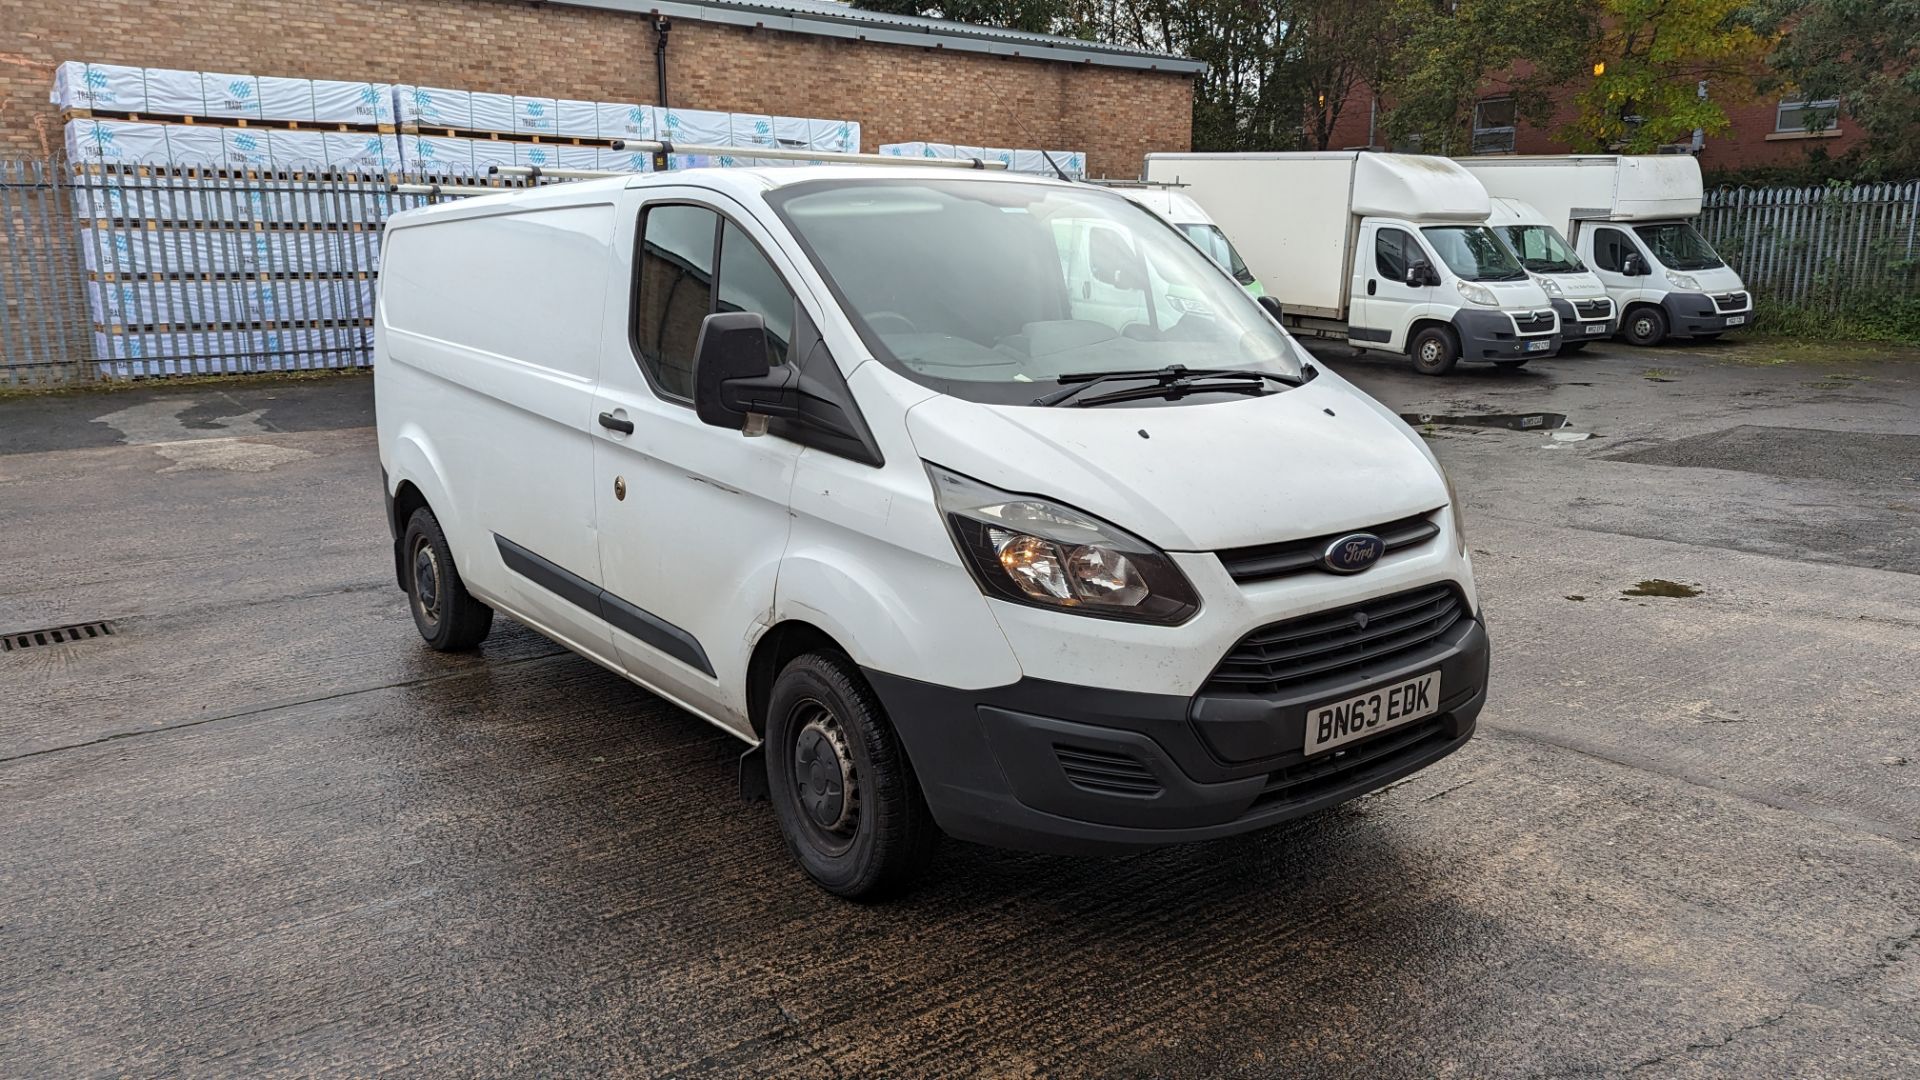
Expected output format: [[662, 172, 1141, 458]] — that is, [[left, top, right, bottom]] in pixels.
[[766, 652, 936, 899], [403, 508, 493, 651], [1409, 326, 1460, 376]]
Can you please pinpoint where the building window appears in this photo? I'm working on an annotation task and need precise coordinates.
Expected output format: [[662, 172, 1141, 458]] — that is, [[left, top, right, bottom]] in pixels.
[[1776, 99, 1838, 134], [1472, 98, 1516, 154]]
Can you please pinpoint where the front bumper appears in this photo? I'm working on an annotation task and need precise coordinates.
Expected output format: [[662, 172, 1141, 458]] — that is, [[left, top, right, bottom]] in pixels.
[[1549, 298, 1618, 341], [1660, 292, 1752, 337], [1451, 309, 1560, 361], [867, 617, 1489, 855]]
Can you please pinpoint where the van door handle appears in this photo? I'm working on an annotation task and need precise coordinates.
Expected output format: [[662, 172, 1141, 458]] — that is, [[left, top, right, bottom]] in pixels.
[[598, 412, 634, 435], [1367, 279, 1378, 296]]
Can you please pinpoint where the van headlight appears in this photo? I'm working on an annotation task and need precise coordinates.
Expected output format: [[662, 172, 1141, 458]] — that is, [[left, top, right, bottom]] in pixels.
[[1667, 271, 1701, 290], [1457, 281, 1498, 307], [1532, 274, 1563, 298], [927, 464, 1200, 625]]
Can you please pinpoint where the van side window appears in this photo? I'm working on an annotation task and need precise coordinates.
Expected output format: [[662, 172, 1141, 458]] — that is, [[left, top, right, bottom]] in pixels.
[[636, 205, 719, 398], [1593, 228, 1632, 273], [717, 221, 794, 368], [1375, 228, 1412, 280]]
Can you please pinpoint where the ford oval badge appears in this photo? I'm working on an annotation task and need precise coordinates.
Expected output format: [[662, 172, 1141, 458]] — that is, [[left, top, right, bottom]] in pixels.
[[1322, 532, 1385, 574]]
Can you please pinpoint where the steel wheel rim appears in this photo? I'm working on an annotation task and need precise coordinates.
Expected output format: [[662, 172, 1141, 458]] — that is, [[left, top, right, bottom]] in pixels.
[[788, 698, 859, 855], [1419, 339, 1442, 365], [411, 538, 441, 628]]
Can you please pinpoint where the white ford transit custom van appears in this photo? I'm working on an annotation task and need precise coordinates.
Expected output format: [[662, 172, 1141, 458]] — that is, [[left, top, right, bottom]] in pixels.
[[376, 165, 1490, 898]]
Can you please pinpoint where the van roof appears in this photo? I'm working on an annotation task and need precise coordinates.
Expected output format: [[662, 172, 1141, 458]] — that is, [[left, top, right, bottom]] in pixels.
[[385, 165, 1085, 228]]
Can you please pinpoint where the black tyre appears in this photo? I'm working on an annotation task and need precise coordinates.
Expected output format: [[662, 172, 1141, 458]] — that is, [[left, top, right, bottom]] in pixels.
[[766, 651, 936, 899], [1623, 305, 1668, 347], [402, 507, 493, 651], [1557, 341, 1589, 354], [1409, 326, 1460, 376]]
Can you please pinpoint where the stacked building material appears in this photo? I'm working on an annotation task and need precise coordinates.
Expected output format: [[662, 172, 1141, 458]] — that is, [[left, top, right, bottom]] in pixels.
[[879, 141, 1086, 178]]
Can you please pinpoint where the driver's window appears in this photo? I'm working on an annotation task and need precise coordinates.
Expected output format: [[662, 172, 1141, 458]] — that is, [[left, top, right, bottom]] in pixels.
[[1375, 227, 1413, 281], [1593, 228, 1633, 273]]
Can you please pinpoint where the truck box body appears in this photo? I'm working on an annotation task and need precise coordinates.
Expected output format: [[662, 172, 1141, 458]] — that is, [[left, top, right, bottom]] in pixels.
[[1142, 152, 1488, 318], [1457, 155, 1703, 238]]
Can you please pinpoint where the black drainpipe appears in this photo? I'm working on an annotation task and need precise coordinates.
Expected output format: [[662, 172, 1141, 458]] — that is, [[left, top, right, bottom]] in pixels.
[[654, 17, 672, 111]]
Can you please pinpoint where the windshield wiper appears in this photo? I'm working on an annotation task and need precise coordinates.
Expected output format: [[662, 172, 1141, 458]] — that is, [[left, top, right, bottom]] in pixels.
[[1031, 364, 1299, 407]]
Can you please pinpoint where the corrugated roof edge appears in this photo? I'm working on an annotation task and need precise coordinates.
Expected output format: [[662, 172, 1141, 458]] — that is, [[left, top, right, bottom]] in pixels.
[[551, 0, 1209, 74]]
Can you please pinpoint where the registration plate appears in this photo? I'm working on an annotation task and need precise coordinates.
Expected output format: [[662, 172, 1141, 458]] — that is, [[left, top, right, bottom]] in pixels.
[[1584, 323, 1606, 334], [1726, 315, 1746, 326], [1306, 671, 1441, 756], [1525, 339, 1552, 353]]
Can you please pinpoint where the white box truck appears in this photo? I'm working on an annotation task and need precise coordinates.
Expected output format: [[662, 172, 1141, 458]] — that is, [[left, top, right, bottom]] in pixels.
[[1486, 196, 1618, 351], [1458, 155, 1751, 346], [1144, 152, 1561, 375]]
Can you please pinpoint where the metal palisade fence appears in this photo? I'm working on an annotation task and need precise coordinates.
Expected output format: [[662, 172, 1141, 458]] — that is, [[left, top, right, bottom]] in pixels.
[[0, 159, 508, 387], [1698, 181, 1920, 309]]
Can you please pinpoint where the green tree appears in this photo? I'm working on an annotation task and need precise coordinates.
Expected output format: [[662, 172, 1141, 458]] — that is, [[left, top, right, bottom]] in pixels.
[[1758, 0, 1920, 175], [1380, 0, 1592, 153], [1563, 0, 1774, 151]]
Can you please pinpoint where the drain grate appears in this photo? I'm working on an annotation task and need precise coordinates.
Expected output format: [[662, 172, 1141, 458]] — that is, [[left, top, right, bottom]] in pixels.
[[2, 621, 115, 652]]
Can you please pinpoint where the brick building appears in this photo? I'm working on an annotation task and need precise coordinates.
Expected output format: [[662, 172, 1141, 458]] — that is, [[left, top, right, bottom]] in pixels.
[[0, 0, 1201, 178], [1322, 81, 1861, 173]]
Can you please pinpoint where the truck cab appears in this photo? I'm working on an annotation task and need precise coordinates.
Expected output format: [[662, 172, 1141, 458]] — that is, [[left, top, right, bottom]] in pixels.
[[1353, 212, 1561, 372], [1486, 197, 1617, 351]]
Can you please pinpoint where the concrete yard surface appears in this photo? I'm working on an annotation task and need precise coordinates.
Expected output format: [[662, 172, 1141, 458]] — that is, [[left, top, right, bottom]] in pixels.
[[1, 340, 1917, 1076]]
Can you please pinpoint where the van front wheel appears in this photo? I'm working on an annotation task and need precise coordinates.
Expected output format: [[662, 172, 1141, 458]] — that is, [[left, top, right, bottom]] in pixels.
[[1409, 326, 1460, 376], [766, 652, 936, 899], [1623, 305, 1668, 346]]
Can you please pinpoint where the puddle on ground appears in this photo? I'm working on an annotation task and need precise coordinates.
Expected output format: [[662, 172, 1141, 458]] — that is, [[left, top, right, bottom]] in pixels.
[[1622, 579, 1702, 598], [1399, 411, 1571, 431]]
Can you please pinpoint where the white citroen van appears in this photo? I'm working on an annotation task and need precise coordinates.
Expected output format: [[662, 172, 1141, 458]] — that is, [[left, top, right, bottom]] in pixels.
[[376, 165, 1490, 897], [1486, 197, 1617, 352]]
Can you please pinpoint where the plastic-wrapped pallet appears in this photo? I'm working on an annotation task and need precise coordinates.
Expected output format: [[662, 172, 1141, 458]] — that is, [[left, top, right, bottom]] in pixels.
[[50, 62, 148, 112], [469, 138, 517, 175], [397, 85, 474, 130], [658, 107, 731, 149], [557, 100, 599, 139], [469, 92, 515, 134], [402, 135, 477, 175], [143, 68, 206, 115], [513, 96, 558, 135], [312, 80, 394, 125], [323, 132, 401, 170], [223, 129, 273, 170], [259, 77, 316, 123], [1012, 149, 1085, 177], [597, 147, 654, 173], [164, 124, 226, 166], [515, 143, 562, 169], [271, 130, 331, 169], [201, 73, 264, 120], [64, 119, 171, 166], [87, 280, 252, 327], [596, 102, 653, 142], [554, 144, 600, 170]]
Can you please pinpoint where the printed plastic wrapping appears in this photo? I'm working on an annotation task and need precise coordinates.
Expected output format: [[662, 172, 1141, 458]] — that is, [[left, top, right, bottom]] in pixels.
[[163, 124, 226, 166], [597, 147, 655, 173], [557, 100, 600, 139], [258, 77, 316, 123], [271, 130, 331, 169], [513, 96, 559, 135], [402, 135, 478, 175], [50, 62, 148, 112], [223, 128, 273, 170], [515, 143, 562, 168], [658, 107, 731, 149], [469, 92, 515, 134], [322, 132, 401, 170], [87, 280, 254, 326], [200, 72, 264, 120], [311, 81, 394, 125], [397, 85, 475, 129], [880, 142, 1084, 177], [64, 119, 170, 166], [553, 144, 601, 170], [808, 118, 859, 154], [468, 138, 517, 175], [143, 68, 206, 115], [596, 102, 654, 141]]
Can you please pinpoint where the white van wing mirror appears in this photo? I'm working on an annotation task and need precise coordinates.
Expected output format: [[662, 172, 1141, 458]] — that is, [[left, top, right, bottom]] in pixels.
[[692, 311, 797, 434], [1621, 252, 1648, 276], [1405, 259, 1440, 288]]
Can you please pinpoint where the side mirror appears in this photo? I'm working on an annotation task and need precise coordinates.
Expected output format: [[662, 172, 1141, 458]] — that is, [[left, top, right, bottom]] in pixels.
[[693, 311, 796, 433], [1406, 259, 1438, 288], [1257, 294, 1284, 321], [1622, 252, 1647, 277]]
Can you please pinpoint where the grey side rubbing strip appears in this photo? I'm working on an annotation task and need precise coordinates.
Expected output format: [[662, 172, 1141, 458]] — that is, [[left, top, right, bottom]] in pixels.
[[494, 534, 716, 677], [1349, 326, 1392, 343]]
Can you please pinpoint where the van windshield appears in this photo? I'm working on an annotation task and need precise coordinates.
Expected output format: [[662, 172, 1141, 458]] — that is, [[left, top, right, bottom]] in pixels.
[[1632, 222, 1726, 271], [1495, 224, 1585, 274], [768, 179, 1303, 406], [1179, 223, 1257, 287], [1420, 226, 1528, 282]]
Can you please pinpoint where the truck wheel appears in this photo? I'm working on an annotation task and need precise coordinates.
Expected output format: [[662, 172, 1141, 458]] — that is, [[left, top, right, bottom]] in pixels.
[[403, 507, 493, 651], [766, 652, 937, 899], [1623, 305, 1668, 346], [1409, 326, 1459, 376]]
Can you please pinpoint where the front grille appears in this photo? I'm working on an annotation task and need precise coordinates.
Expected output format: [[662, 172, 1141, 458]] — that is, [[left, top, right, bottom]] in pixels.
[[1054, 745, 1162, 798], [1574, 298, 1611, 319], [1252, 718, 1449, 808], [1713, 291, 1750, 312], [1204, 584, 1466, 696], [1512, 310, 1555, 334], [1215, 511, 1443, 584]]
